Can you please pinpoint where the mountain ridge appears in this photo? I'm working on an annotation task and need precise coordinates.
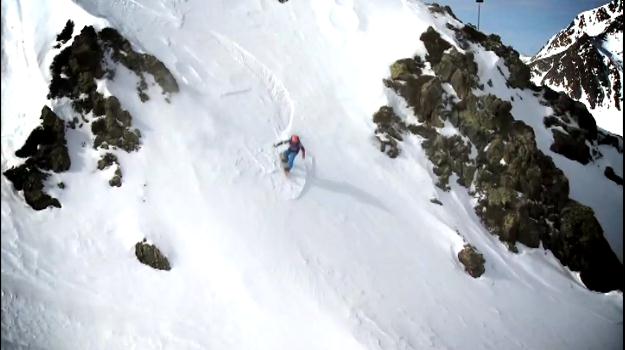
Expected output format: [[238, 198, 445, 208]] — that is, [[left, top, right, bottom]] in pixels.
[[528, 0, 623, 135]]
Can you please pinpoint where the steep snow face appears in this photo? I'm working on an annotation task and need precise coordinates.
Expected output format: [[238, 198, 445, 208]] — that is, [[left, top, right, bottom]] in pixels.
[[529, 0, 623, 135], [1, 0, 623, 349]]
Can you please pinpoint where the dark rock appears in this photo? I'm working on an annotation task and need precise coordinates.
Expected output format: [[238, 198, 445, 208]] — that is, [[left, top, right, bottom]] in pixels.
[[91, 96, 141, 152], [55, 20, 74, 46], [135, 239, 171, 271], [543, 87, 560, 101], [604, 166, 623, 185], [433, 49, 478, 99], [427, 3, 460, 21], [516, 205, 544, 248], [97, 153, 119, 170], [70, 27, 102, 75], [457, 24, 488, 45], [597, 131, 623, 152], [430, 198, 443, 206], [99, 28, 179, 97], [569, 101, 598, 140], [420, 27, 452, 65], [420, 77, 444, 125], [546, 201, 623, 292], [390, 58, 423, 80], [57, 182, 66, 189], [373, 106, 405, 158], [15, 107, 71, 172], [3, 163, 61, 210], [92, 92, 106, 116], [109, 167, 122, 187], [543, 115, 563, 128], [2, 106, 69, 211], [455, 94, 514, 148], [458, 244, 485, 278], [385, 70, 444, 127], [422, 134, 473, 190], [96, 153, 123, 187], [549, 129, 591, 165], [455, 25, 531, 89], [507, 242, 519, 253], [407, 124, 437, 139], [48, 26, 103, 100]]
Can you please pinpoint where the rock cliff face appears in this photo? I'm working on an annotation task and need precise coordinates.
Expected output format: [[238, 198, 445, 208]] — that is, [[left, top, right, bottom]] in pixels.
[[373, 4, 623, 292], [528, 0, 623, 135]]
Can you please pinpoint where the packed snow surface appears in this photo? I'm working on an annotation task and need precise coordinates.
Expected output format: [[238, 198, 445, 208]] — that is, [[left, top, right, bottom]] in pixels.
[[1, 0, 622, 349]]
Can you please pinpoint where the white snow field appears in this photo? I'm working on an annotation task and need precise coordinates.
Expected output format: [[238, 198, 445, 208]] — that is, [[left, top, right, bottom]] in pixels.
[[1, 0, 622, 349]]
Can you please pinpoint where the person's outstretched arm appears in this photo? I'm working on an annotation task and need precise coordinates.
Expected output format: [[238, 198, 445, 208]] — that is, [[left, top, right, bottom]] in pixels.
[[273, 140, 289, 147], [301, 145, 306, 159]]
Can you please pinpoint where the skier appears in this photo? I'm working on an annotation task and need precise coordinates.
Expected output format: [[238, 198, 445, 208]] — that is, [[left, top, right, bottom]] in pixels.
[[274, 135, 306, 174]]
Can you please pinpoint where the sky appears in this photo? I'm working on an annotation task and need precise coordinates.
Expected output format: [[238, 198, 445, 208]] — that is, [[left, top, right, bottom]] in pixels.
[[431, 0, 611, 56]]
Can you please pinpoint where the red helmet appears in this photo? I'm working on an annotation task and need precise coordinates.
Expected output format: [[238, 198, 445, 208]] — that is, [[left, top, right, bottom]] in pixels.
[[291, 135, 300, 143]]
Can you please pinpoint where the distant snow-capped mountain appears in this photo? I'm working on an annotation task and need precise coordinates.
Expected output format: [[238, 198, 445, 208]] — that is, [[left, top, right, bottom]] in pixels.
[[528, 0, 623, 135]]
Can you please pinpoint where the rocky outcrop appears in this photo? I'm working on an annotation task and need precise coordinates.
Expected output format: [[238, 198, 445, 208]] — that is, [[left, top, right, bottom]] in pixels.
[[539, 87, 623, 164], [99, 28, 179, 100], [453, 25, 532, 89], [604, 166, 623, 185], [433, 49, 478, 99], [420, 27, 451, 65], [427, 3, 459, 21], [48, 26, 104, 101], [543, 88, 598, 140], [372, 24, 622, 292], [458, 244, 485, 278], [384, 74, 444, 127], [546, 201, 623, 292], [135, 239, 171, 271], [97, 153, 123, 187], [3, 164, 61, 210], [14, 106, 71, 172], [422, 134, 474, 190], [54, 20, 74, 48], [47, 24, 143, 188], [91, 96, 141, 152], [3, 106, 70, 210], [372, 106, 405, 158], [549, 129, 591, 164], [4, 21, 179, 208]]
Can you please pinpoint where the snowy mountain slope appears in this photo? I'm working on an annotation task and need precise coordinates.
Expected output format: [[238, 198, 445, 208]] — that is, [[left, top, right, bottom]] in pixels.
[[528, 0, 623, 135], [1, 0, 623, 349]]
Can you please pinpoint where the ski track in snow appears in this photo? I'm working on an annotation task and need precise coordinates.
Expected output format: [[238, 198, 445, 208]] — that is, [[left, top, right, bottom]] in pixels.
[[209, 30, 294, 139], [205, 30, 312, 199]]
